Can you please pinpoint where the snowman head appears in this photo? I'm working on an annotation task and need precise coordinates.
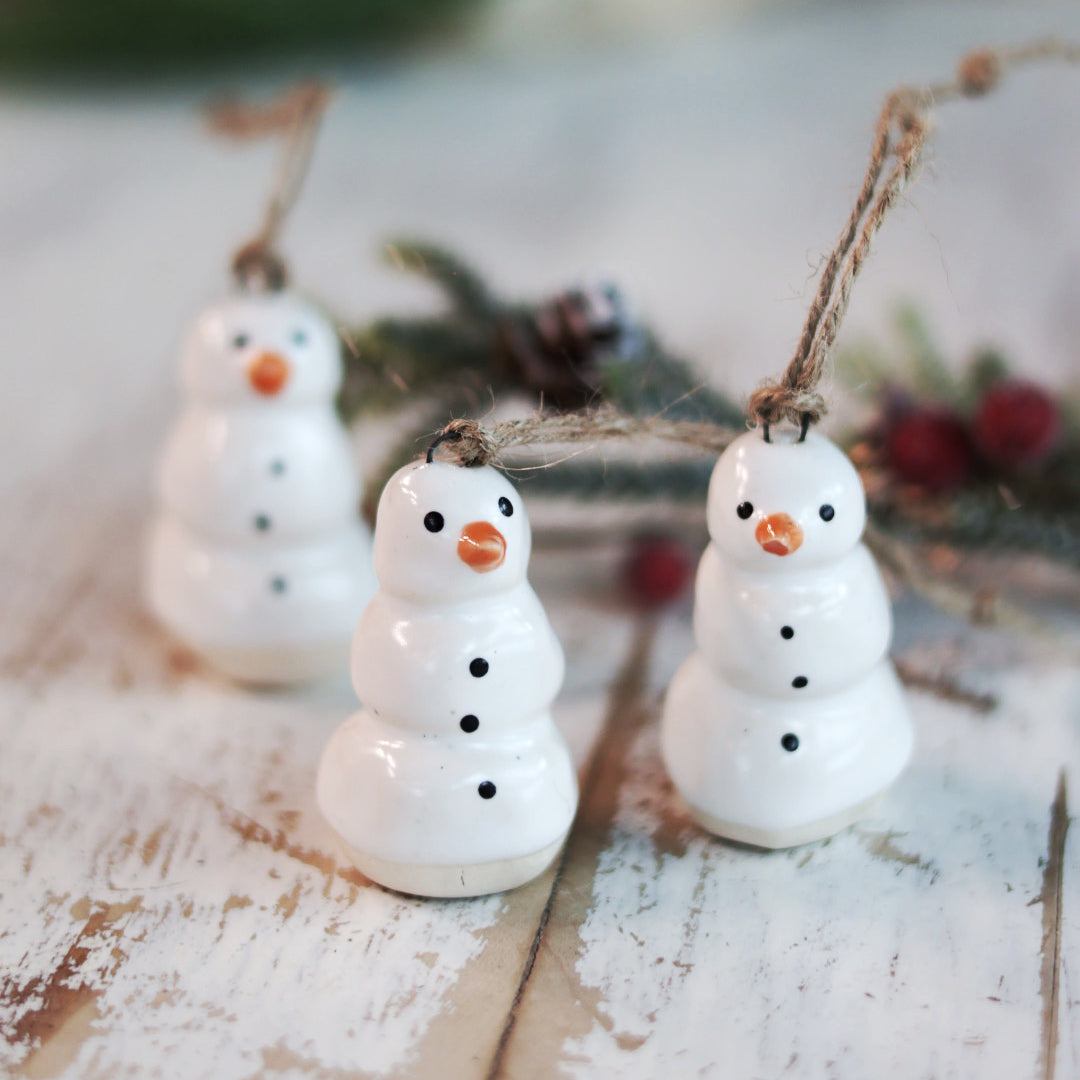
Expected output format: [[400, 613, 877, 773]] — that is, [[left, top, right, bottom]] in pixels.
[[373, 461, 532, 604], [707, 430, 866, 569], [179, 291, 341, 406]]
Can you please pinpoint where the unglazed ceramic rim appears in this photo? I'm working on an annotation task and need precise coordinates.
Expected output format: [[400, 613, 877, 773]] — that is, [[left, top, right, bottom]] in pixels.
[[331, 833, 568, 898]]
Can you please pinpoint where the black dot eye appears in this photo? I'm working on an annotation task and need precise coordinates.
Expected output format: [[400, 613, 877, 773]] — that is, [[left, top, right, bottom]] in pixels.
[[478, 781, 496, 799], [291, 328, 308, 346], [737, 502, 754, 520], [819, 504, 835, 522], [424, 511, 444, 533], [232, 333, 250, 349], [781, 733, 800, 752], [498, 496, 513, 517]]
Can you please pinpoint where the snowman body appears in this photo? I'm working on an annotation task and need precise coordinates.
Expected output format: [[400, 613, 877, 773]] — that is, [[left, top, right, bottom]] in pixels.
[[316, 460, 577, 897], [661, 430, 913, 848], [145, 291, 376, 684]]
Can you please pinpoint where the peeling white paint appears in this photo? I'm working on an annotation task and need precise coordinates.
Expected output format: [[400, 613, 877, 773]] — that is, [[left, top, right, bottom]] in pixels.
[[558, 642, 1079, 1080]]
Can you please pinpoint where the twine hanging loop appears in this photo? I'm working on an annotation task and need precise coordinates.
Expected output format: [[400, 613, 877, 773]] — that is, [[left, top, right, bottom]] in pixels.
[[746, 38, 1077, 434], [427, 420, 499, 467], [206, 81, 333, 292]]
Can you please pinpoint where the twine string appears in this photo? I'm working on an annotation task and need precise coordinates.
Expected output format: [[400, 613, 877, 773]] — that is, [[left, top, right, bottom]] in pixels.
[[427, 38, 1078, 469], [425, 411, 737, 467], [207, 82, 333, 291], [746, 37, 1080, 432]]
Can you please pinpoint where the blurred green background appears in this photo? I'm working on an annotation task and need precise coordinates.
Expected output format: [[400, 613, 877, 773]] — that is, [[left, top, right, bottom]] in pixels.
[[0, 0, 483, 74]]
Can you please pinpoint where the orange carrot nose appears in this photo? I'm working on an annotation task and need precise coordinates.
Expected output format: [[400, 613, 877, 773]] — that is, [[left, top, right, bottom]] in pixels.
[[755, 513, 803, 556], [247, 352, 290, 396], [457, 520, 507, 572]]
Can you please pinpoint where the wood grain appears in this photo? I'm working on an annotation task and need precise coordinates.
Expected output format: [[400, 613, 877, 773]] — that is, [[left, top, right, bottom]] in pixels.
[[1, 437, 1077, 1078], [3, 33, 1080, 1072], [496, 617, 1079, 1079], [1, 394, 1076, 1079]]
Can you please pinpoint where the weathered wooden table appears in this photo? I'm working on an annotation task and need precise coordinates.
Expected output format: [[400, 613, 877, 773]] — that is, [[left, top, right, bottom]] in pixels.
[[1, 439, 1076, 1078], [3, 4, 1080, 1073]]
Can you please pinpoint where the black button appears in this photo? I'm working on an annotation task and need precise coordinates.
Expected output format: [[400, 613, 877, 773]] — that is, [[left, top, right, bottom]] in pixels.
[[424, 511, 444, 533], [470, 658, 489, 678], [478, 781, 496, 799], [819, 504, 835, 522], [460, 715, 479, 733], [792, 675, 808, 689], [780, 625, 794, 639], [781, 733, 800, 752], [737, 501, 754, 520]]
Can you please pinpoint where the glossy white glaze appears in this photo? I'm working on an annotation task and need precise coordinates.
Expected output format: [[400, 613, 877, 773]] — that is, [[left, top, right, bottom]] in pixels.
[[706, 429, 867, 570], [351, 588, 564, 732], [693, 543, 892, 698], [158, 405, 359, 543], [317, 460, 577, 897], [371, 457, 533, 605], [179, 290, 342, 406], [144, 291, 376, 684], [661, 429, 913, 847]]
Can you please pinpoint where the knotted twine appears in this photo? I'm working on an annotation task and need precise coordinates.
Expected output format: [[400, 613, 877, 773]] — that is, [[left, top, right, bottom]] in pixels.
[[427, 38, 1079, 467], [426, 411, 737, 468], [206, 82, 333, 291], [746, 37, 1078, 432]]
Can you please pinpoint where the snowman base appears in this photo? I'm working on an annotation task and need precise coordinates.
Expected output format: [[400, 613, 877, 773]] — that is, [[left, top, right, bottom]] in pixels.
[[684, 792, 887, 850], [331, 833, 567, 899], [196, 638, 351, 686]]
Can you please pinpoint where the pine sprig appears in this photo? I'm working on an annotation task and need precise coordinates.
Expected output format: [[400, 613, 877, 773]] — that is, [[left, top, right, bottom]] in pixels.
[[840, 307, 1080, 569], [383, 241, 497, 320], [516, 458, 714, 502], [341, 240, 745, 501], [869, 477, 1080, 566]]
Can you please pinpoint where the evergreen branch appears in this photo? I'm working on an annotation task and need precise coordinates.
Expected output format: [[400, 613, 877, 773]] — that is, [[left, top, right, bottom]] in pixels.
[[514, 458, 714, 502], [895, 304, 961, 402], [383, 240, 497, 320], [865, 521, 1077, 649]]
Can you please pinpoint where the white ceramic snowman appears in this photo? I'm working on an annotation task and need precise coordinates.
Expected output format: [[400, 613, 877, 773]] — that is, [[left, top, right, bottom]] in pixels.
[[144, 290, 377, 684], [316, 458, 577, 897], [661, 428, 913, 848]]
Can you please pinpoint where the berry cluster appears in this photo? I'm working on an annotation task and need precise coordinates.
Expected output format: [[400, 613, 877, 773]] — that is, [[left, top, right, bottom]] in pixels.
[[886, 379, 1062, 492]]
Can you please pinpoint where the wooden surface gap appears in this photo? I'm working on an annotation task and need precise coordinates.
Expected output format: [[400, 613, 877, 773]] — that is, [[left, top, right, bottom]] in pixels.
[[1038, 770, 1070, 1080], [483, 844, 571, 1080], [485, 616, 658, 1080]]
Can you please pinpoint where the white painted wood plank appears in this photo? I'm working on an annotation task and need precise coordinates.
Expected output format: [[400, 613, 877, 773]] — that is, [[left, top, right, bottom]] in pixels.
[[3, 8, 1080, 1076], [0, 406, 626, 1078], [500, 616, 1078, 1079], [1054, 771, 1077, 1080], [0, 676, 484, 1077], [0, 665, 617, 1079]]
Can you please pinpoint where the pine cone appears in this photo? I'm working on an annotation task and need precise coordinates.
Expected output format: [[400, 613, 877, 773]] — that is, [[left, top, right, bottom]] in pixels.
[[494, 284, 631, 409]]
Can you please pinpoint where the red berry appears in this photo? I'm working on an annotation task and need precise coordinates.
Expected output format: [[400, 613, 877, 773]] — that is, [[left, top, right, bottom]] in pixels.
[[886, 409, 973, 492], [622, 536, 695, 608], [973, 380, 1061, 469]]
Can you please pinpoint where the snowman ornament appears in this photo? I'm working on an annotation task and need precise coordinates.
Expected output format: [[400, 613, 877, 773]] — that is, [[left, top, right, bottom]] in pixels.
[[661, 428, 913, 848], [316, 455, 577, 897], [144, 290, 377, 684]]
